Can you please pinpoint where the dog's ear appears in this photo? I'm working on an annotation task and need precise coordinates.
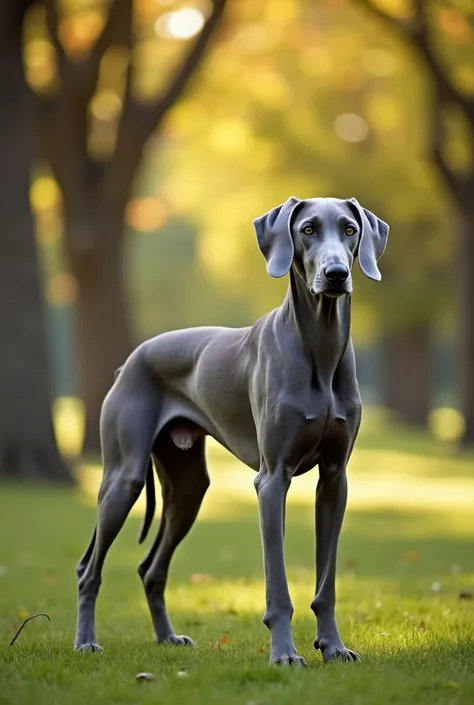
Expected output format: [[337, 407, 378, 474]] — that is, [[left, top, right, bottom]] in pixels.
[[348, 198, 389, 281], [253, 197, 301, 278]]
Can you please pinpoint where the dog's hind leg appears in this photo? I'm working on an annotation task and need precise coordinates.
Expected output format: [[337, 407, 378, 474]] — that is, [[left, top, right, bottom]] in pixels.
[[74, 392, 158, 653], [138, 431, 209, 646]]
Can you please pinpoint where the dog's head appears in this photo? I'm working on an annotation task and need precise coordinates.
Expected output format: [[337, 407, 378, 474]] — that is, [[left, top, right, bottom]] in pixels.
[[253, 197, 389, 297]]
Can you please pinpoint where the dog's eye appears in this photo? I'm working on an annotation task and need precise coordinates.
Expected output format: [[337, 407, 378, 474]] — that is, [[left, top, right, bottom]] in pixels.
[[345, 226, 356, 236], [302, 226, 314, 236]]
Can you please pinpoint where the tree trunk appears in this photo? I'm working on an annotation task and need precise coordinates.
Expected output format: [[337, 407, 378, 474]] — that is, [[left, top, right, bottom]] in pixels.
[[380, 323, 432, 427], [68, 224, 132, 453], [457, 199, 474, 446], [0, 6, 71, 481]]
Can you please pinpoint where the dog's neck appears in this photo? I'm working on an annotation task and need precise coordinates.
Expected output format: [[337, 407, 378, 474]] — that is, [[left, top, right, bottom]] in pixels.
[[278, 269, 351, 387]]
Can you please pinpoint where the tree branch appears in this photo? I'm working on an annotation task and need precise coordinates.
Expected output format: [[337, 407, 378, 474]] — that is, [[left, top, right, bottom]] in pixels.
[[43, 0, 68, 75], [108, 0, 228, 214], [355, 0, 474, 125], [43, 0, 131, 100], [135, 0, 228, 134], [78, 0, 132, 101], [430, 87, 463, 200]]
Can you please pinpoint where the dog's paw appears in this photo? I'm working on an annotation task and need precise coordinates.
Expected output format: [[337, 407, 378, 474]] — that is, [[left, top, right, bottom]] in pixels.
[[159, 634, 197, 647], [269, 651, 308, 667], [74, 642, 103, 653], [314, 638, 359, 663]]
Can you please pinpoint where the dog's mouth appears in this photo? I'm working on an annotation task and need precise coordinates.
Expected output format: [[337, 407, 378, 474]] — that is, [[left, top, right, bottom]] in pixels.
[[322, 290, 351, 298], [310, 286, 352, 298]]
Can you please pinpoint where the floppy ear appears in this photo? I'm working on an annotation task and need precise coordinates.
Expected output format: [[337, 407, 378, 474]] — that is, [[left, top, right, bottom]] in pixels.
[[348, 198, 389, 281], [253, 197, 301, 278]]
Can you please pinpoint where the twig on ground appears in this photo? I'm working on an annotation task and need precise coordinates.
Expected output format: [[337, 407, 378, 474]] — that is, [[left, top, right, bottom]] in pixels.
[[9, 613, 51, 646]]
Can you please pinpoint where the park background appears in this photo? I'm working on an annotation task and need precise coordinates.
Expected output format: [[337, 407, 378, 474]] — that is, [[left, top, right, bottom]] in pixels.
[[0, 1, 473, 704]]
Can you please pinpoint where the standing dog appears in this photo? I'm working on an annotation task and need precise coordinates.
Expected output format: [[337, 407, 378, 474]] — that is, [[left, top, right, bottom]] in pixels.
[[74, 197, 388, 665]]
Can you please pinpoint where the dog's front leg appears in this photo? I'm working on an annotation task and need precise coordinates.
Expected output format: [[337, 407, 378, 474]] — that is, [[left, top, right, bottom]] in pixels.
[[254, 467, 307, 667], [311, 465, 359, 663]]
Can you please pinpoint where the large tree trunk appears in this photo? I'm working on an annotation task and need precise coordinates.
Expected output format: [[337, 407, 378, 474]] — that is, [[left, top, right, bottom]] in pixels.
[[380, 323, 432, 427], [0, 3, 70, 481], [457, 199, 474, 446], [67, 221, 132, 453], [35, 0, 228, 453]]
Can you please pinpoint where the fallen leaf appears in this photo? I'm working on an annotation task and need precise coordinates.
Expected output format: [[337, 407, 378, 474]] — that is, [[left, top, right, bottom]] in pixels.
[[177, 671, 188, 678], [403, 550, 421, 564], [459, 591, 473, 601], [417, 620, 427, 632], [44, 569, 58, 586], [136, 672, 155, 682], [256, 648, 265, 654], [189, 573, 213, 585], [219, 635, 231, 644], [445, 681, 461, 690]]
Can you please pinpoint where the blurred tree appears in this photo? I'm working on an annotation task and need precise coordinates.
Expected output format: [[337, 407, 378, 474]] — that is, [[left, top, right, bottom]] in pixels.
[[355, 0, 474, 443], [0, 0, 70, 481], [32, 0, 227, 451]]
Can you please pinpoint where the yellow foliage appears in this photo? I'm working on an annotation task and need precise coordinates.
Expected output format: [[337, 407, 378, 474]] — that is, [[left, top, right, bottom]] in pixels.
[[59, 10, 105, 57], [99, 46, 130, 86], [30, 176, 61, 213], [367, 94, 399, 132], [246, 139, 283, 172], [169, 100, 208, 138], [134, 0, 161, 22], [429, 407, 465, 443], [209, 120, 251, 154], [298, 46, 332, 78], [362, 49, 398, 77], [373, 0, 412, 21], [437, 9, 472, 43], [90, 90, 122, 122], [24, 39, 57, 92], [248, 68, 292, 108], [46, 273, 78, 308], [199, 226, 245, 287], [263, 0, 300, 25], [125, 198, 168, 232], [454, 64, 474, 95], [52, 397, 85, 457]]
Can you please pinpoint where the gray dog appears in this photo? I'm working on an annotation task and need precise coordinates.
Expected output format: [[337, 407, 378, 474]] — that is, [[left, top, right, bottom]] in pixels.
[[74, 196, 388, 666]]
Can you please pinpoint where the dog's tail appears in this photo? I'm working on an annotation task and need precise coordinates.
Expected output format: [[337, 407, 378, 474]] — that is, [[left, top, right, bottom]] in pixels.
[[138, 457, 156, 544]]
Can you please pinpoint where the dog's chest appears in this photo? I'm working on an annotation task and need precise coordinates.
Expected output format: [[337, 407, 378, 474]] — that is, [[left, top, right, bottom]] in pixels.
[[287, 394, 354, 475]]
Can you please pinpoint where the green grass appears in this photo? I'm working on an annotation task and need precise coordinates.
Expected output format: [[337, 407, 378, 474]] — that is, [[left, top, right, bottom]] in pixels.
[[1, 431, 474, 705]]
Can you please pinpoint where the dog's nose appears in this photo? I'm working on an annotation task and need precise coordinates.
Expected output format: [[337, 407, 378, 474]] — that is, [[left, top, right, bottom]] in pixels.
[[324, 264, 349, 284]]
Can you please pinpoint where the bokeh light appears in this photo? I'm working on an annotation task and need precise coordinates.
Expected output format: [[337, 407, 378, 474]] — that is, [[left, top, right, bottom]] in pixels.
[[125, 198, 168, 232], [333, 113, 369, 142], [154, 8, 205, 39], [46, 274, 78, 308]]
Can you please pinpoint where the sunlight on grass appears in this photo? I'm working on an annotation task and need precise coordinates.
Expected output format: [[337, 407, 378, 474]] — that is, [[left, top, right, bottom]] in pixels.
[[77, 435, 474, 540], [53, 396, 85, 457]]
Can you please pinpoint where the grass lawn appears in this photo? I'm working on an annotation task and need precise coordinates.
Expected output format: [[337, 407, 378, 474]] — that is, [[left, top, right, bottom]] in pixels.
[[1, 426, 474, 705]]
